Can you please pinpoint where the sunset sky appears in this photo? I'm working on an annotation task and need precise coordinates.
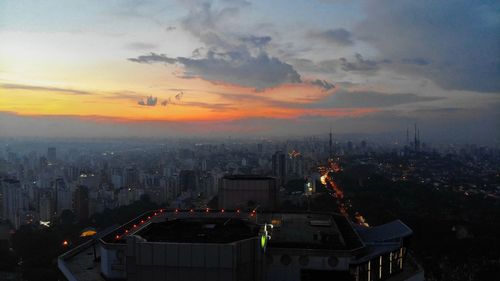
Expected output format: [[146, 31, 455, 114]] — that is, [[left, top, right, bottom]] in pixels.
[[0, 0, 499, 142]]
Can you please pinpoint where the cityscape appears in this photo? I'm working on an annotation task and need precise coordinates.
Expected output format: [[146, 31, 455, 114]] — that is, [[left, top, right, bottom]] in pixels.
[[0, 135, 498, 280], [1, 1, 499, 281]]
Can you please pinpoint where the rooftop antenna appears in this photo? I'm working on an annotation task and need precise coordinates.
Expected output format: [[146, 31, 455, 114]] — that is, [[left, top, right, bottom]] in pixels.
[[329, 128, 333, 159], [414, 123, 418, 151]]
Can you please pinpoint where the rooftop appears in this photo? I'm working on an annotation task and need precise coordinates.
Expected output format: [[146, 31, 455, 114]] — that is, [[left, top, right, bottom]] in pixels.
[[135, 218, 260, 243], [260, 212, 364, 251]]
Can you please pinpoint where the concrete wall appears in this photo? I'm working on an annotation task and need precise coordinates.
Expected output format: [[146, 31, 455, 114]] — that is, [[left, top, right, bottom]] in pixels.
[[100, 244, 127, 279], [126, 236, 263, 281], [264, 253, 350, 281]]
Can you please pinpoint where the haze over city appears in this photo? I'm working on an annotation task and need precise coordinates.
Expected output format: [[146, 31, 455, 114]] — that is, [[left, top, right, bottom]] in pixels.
[[0, 0, 498, 143]]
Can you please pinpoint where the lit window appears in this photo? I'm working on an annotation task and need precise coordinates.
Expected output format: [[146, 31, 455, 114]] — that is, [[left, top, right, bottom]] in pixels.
[[379, 256, 382, 279]]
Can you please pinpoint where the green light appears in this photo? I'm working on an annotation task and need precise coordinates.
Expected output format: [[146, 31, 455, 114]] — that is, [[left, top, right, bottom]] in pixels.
[[261, 235, 267, 249]]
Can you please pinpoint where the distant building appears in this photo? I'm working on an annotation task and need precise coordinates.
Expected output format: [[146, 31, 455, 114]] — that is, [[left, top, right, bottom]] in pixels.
[[1, 178, 22, 229], [272, 151, 287, 184], [124, 167, 139, 188], [73, 186, 89, 221], [47, 147, 57, 163], [54, 178, 72, 215], [218, 175, 278, 210], [179, 170, 197, 192], [39, 189, 53, 222]]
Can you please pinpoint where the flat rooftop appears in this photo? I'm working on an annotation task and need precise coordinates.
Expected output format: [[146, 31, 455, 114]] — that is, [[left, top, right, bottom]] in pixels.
[[260, 212, 364, 251], [135, 218, 260, 243], [98, 209, 363, 251]]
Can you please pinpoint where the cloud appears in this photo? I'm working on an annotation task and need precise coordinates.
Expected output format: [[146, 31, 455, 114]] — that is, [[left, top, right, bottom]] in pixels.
[[309, 28, 354, 46], [308, 90, 442, 108], [138, 95, 158, 106], [291, 54, 384, 75], [339, 53, 380, 72], [126, 42, 157, 50], [357, 0, 500, 93], [127, 53, 176, 64], [309, 79, 335, 91], [129, 51, 302, 90], [1, 83, 91, 95], [181, 101, 234, 111], [291, 58, 337, 74], [160, 91, 184, 107], [239, 35, 272, 48], [401, 58, 431, 66]]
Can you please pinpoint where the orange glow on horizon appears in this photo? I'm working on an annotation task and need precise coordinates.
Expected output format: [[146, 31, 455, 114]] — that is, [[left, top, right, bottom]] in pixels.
[[0, 75, 377, 125]]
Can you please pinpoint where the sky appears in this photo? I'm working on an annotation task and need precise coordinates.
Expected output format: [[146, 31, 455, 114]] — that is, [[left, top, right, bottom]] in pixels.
[[0, 0, 499, 143]]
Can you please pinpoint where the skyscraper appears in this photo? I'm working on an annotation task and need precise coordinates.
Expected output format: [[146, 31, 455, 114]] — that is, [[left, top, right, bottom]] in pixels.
[[73, 186, 89, 221], [272, 151, 287, 184], [1, 178, 22, 229], [47, 147, 56, 163], [54, 178, 72, 216]]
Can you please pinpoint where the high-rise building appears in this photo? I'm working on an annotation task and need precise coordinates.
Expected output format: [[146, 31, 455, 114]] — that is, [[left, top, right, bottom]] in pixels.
[[47, 147, 56, 163], [1, 178, 22, 229], [288, 153, 304, 178], [179, 170, 197, 192], [54, 178, 72, 215], [124, 167, 139, 188], [38, 190, 53, 222], [272, 151, 287, 184], [73, 186, 89, 221], [218, 175, 278, 210]]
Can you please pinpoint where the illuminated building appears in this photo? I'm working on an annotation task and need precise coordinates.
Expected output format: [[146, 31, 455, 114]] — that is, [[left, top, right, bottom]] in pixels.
[[58, 209, 424, 281]]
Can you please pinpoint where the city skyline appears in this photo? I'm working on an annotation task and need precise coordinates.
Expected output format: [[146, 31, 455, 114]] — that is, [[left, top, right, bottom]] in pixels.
[[0, 0, 499, 143]]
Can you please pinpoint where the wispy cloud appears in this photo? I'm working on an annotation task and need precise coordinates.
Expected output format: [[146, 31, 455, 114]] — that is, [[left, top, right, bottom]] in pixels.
[[309, 28, 354, 46], [1, 83, 92, 95], [306, 90, 443, 109]]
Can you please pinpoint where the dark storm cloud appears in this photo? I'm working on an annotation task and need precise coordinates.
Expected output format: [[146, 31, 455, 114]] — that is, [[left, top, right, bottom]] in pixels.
[[1, 83, 91, 95], [309, 28, 354, 46], [357, 0, 500, 93], [129, 51, 302, 90], [308, 90, 442, 109]]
